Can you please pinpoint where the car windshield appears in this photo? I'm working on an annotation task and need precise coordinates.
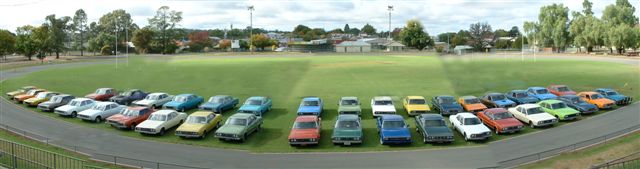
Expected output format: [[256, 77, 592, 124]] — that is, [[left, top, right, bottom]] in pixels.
[[246, 100, 262, 106], [208, 97, 223, 103], [95, 89, 109, 94], [550, 102, 567, 109], [536, 89, 549, 94], [464, 98, 480, 104], [50, 96, 63, 103], [527, 107, 545, 114], [68, 100, 82, 106], [294, 121, 317, 129], [27, 90, 38, 95], [228, 118, 247, 126], [120, 109, 141, 116], [424, 119, 446, 127], [186, 116, 208, 124], [409, 99, 426, 105], [92, 104, 108, 111], [464, 118, 481, 125], [491, 95, 506, 100], [120, 91, 133, 96], [374, 100, 392, 105], [341, 99, 358, 106], [557, 86, 570, 92], [515, 92, 528, 98], [35, 93, 48, 99], [148, 114, 167, 121], [439, 97, 455, 104], [570, 97, 584, 104], [492, 112, 513, 120], [336, 120, 359, 129], [302, 100, 319, 106], [606, 91, 618, 96], [173, 96, 188, 102], [591, 94, 604, 99], [382, 120, 405, 128]]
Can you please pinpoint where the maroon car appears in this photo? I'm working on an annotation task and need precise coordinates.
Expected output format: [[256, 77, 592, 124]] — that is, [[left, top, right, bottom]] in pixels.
[[548, 85, 577, 96], [477, 108, 524, 134], [85, 88, 117, 101], [106, 106, 155, 130]]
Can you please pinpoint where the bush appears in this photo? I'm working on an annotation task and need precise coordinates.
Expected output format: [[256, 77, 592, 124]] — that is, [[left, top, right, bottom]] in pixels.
[[435, 46, 444, 53], [100, 45, 112, 55]]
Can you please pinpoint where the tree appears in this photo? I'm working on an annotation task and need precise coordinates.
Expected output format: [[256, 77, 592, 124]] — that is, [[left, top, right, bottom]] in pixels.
[[293, 25, 311, 37], [361, 23, 376, 35], [508, 26, 520, 37], [219, 39, 231, 50], [602, 0, 638, 54], [188, 31, 212, 52], [0, 29, 16, 60], [148, 6, 182, 54], [570, 0, 605, 53], [32, 26, 50, 60], [328, 28, 343, 34], [602, 0, 638, 26], [526, 3, 570, 52], [451, 30, 470, 48], [72, 9, 87, 56], [44, 14, 71, 59], [399, 19, 433, 51], [250, 34, 275, 51], [343, 24, 350, 34], [437, 32, 456, 43], [98, 9, 138, 54], [469, 22, 494, 50], [15, 26, 37, 60], [132, 27, 154, 54], [606, 24, 637, 54], [494, 29, 509, 38], [512, 36, 528, 49]]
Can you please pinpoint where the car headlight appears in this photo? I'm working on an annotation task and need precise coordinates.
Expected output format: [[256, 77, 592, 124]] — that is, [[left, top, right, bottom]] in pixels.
[[355, 137, 360, 141], [383, 137, 389, 140], [310, 138, 316, 142], [234, 134, 239, 138], [427, 136, 433, 139]]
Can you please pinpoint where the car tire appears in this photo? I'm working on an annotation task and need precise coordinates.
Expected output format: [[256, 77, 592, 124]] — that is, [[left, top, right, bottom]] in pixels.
[[241, 134, 248, 142], [130, 123, 137, 130], [216, 123, 221, 129], [150, 104, 156, 109], [379, 139, 384, 145], [95, 116, 102, 123], [529, 121, 535, 128], [494, 128, 500, 135], [159, 128, 166, 135], [423, 136, 427, 144], [201, 130, 207, 139], [71, 111, 77, 118], [463, 133, 468, 141]]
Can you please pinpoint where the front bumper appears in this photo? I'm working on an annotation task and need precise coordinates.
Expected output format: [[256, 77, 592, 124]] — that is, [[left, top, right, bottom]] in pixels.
[[381, 137, 412, 144], [54, 110, 72, 116], [215, 133, 242, 140], [77, 114, 95, 121], [424, 136, 454, 143], [136, 128, 159, 134], [614, 97, 632, 106], [499, 126, 523, 134], [289, 138, 319, 146], [467, 133, 491, 140], [108, 121, 128, 129], [332, 137, 363, 145], [534, 119, 557, 127], [175, 131, 203, 138], [408, 110, 429, 116], [440, 109, 461, 115], [38, 105, 54, 111], [579, 107, 598, 114], [560, 114, 579, 121]]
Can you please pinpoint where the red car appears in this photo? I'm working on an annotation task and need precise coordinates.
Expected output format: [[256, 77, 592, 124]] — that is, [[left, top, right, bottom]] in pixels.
[[288, 115, 321, 146], [85, 88, 117, 101], [106, 106, 155, 130], [548, 85, 577, 96], [477, 108, 524, 134]]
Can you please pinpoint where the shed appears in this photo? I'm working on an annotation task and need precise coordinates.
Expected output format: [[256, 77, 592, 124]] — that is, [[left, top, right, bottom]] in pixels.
[[383, 41, 405, 51], [453, 45, 473, 55], [335, 41, 372, 53]]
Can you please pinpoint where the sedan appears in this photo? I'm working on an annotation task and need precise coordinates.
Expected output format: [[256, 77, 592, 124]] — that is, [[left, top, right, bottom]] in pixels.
[[135, 110, 187, 135], [163, 94, 204, 112], [77, 102, 126, 122]]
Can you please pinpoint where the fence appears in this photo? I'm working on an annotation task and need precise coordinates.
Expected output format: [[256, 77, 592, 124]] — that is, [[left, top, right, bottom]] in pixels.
[[590, 151, 640, 169]]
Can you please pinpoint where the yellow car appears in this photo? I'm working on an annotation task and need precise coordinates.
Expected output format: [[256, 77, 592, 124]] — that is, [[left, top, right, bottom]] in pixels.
[[175, 111, 223, 139], [24, 92, 59, 107], [6, 86, 37, 98], [402, 96, 431, 116]]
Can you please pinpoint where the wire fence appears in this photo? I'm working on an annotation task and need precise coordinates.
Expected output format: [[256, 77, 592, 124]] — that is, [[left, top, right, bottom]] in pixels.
[[590, 151, 640, 169]]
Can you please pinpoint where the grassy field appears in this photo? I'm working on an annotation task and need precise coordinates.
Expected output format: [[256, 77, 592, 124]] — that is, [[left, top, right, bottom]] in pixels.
[[1, 55, 638, 152]]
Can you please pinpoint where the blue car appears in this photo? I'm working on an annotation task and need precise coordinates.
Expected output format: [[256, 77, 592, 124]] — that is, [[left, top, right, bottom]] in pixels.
[[199, 95, 239, 113], [527, 87, 558, 100], [163, 94, 204, 112], [238, 96, 273, 116], [377, 115, 412, 145], [558, 95, 599, 114], [431, 95, 463, 115], [506, 90, 539, 104], [594, 88, 633, 106], [481, 93, 517, 108], [297, 97, 323, 116]]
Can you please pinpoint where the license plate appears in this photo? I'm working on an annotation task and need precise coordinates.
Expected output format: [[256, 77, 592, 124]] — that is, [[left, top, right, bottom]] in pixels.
[[344, 142, 351, 146]]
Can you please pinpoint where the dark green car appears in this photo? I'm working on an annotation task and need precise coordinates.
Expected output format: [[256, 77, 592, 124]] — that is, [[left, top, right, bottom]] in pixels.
[[214, 113, 263, 142], [331, 114, 363, 145], [338, 97, 361, 116], [415, 114, 454, 143]]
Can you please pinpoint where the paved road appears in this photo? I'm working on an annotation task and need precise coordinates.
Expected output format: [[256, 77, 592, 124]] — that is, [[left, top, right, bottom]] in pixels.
[[0, 56, 638, 169]]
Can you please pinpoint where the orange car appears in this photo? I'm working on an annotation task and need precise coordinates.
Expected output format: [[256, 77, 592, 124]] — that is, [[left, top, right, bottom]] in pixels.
[[458, 96, 487, 113], [13, 89, 46, 103], [577, 92, 615, 109]]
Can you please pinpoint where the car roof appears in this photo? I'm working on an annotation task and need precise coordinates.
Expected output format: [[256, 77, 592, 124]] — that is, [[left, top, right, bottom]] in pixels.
[[486, 93, 503, 96], [230, 113, 254, 118], [579, 91, 599, 95], [510, 90, 527, 93], [40, 91, 57, 95], [54, 94, 72, 97], [528, 87, 545, 90], [560, 95, 579, 99], [539, 99, 562, 104], [380, 114, 404, 120], [153, 110, 176, 115], [72, 98, 93, 102], [337, 114, 359, 121], [419, 114, 444, 120], [595, 88, 614, 92], [302, 97, 320, 101], [373, 96, 392, 101], [519, 104, 540, 109], [459, 96, 477, 100], [248, 96, 267, 100], [456, 112, 476, 118], [127, 106, 148, 111], [176, 94, 195, 97], [97, 88, 113, 90], [484, 108, 508, 114], [406, 96, 425, 100], [95, 102, 117, 106], [436, 95, 454, 98], [190, 111, 214, 117], [295, 115, 318, 122], [211, 95, 230, 98], [341, 96, 358, 100], [149, 92, 168, 96], [548, 85, 566, 88]]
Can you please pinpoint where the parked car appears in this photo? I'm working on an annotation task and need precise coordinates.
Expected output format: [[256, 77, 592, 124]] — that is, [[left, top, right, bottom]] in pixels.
[[449, 113, 491, 141], [77, 102, 126, 122], [458, 96, 487, 114], [538, 100, 580, 121], [14, 89, 46, 103], [431, 95, 463, 115], [85, 88, 117, 101], [109, 89, 148, 105], [54, 98, 95, 117], [414, 114, 454, 143], [548, 85, 577, 96], [507, 104, 558, 128], [402, 96, 430, 116], [24, 91, 59, 107], [175, 111, 223, 139], [37, 94, 75, 112], [106, 106, 155, 130], [376, 115, 412, 145], [237, 96, 272, 116], [558, 95, 598, 115], [337, 96, 361, 116], [135, 110, 187, 135], [288, 115, 321, 146], [6, 86, 37, 98], [481, 93, 516, 108], [133, 93, 174, 108], [505, 90, 539, 104], [594, 88, 633, 106], [215, 113, 263, 142], [371, 96, 397, 117], [162, 94, 204, 112], [198, 95, 239, 113], [331, 114, 363, 145], [577, 92, 615, 109], [527, 87, 558, 100], [477, 108, 524, 134], [297, 97, 323, 116]]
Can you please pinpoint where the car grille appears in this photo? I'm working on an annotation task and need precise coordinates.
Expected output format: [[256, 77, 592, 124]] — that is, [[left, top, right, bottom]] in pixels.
[[375, 111, 395, 115], [503, 126, 521, 131], [137, 128, 155, 132], [38, 105, 49, 110], [471, 132, 489, 138], [108, 120, 125, 128], [540, 119, 554, 125], [335, 137, 357, 141], [55, 110, 66, 114], [339, 111, 359, 114], [387, 137, 410, 141], [412, 111, 427, 114], [238, 110, 254, 114], [291, 138, 314, 142], [565, 114, 578, 119], [219, 133, 236, 138], [176, 131, 198, 136], [298, 112, 317, 115], [431, 136, 452, 140]]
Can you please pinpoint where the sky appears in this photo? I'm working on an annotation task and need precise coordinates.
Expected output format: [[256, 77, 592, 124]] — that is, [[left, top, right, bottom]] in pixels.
[[0, 0, 638, 35]]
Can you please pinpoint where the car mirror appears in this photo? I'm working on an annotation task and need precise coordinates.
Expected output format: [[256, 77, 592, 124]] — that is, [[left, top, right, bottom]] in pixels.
[[459, 121, 463, 125]]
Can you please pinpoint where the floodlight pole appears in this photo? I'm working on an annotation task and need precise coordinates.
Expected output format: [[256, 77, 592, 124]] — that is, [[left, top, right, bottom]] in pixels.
[[126, 24, 129, 66], [387, 5, 393, 40], [248, 6, 254, 54], [115, 17, 118, 69]]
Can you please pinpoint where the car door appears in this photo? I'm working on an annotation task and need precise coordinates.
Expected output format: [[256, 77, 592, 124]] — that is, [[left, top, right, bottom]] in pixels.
[[247, 116, 257, 133], [166, 112, 178, 128], [455, 115, 464, 132], [512, 107, 525, 122]]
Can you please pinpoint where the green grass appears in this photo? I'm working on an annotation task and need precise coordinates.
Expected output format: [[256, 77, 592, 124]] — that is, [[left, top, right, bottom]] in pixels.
[[1, 55, 638, 152]]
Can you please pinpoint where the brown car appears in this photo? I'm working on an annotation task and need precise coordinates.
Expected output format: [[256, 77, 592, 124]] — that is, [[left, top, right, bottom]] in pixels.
[[86, 88, 117, 101], [107, 106, 155, 130]]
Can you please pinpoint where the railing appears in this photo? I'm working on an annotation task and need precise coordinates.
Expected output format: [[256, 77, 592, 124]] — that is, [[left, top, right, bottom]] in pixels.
[[590, 152, 640, 169]]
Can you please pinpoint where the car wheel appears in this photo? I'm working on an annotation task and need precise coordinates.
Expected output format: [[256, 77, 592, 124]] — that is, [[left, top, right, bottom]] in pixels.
[[423, 136, 427, 144], [494, 128, 500, 135], [464, 133, 468, 141], [529, 121, 535, 128], [71, 111, 77, 118], [150, 104, 156, 109], [379, 139, 384, 145], [159, 128, 166, 135], [201, 130, 207, 139], [95, 116, 102, 123], [216, 123, 221, 129], [241, 134, 247, 142], [130, 123, 137, 130]]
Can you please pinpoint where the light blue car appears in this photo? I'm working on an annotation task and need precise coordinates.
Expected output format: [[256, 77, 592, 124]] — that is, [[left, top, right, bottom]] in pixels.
[[594, 88, 632, 106], [297, 97, 323, 116], [527, 87, 558, 100], [238, 96, 273, 116], [199, 95, 239, 113], [162, 94, 204, 112]]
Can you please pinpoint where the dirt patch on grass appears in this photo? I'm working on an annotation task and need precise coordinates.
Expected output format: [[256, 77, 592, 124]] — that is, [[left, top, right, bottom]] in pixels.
[[312, 61, 396, 68]]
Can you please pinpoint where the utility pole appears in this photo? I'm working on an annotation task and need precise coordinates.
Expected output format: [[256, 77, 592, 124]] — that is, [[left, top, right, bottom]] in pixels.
[[387, 5, 393, 41], [248, 5, 254, 53], [126, 23, 129, 66], [115, 17, 118, 69]]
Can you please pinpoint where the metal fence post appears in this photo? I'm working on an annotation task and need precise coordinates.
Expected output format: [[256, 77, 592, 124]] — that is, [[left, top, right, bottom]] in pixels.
[[113, 156, 117, 165], [157, 162, 160, 169], [53, 153, 57, 169], [11, 142, 17, 169]]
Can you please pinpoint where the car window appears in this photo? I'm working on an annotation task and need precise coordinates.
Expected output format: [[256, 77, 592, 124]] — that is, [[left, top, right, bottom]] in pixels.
[[409, 99, 426, 105], [92, 104, 107, 110], [382, 120, 405, 128], [527, 107, 545, 115], [438, 97, 455, 104], [336, 120, 359, 129], [120, 91, 133, 96], [464, 98, 480, 104], [463, 118, 481, 125], [536, 89, 549, 94], [187, 116, 207, 124], [591, 94, 604, 99], [515, 92, 528, 98], [550, 102, 567, 109], [491, 95, 506, 100], [228, 118, 247, 126], [246, 100, 262, 106], [68, 100, 81, 106], [294, 121, 318, 129], [35, 92, 47, 99], [517, 107, 523, 113], [174, 96, 188, 102], [424, 119, 446, 127], [149, 114, 167, 121], [302, 100, 319, 106], [557, 86, 570, 92], [374, 100, 393, 105], [50, 96, 62, 103], [121, 109, 138, 116], [492, 112, 513, 120], [606, 91, 618, 96], [340, 99, 358, 106], [457, 115, 462, 123]]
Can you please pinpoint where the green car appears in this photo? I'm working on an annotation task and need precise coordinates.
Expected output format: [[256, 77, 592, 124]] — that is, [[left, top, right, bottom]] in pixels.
[[538, 100, 580, 121], [338, 97, 361, 116], [214, 113, 263, 142], [332, 114, 363, 145]]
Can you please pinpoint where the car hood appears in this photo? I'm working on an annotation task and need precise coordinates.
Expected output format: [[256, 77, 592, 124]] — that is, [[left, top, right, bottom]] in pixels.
[[288, 129, 320, 139], [372, 105, 396, 112], [493, 118, 523, 128], [79, 109, 102, 116], [14, 95, 32, 99], [535, 94, 557, 100], [55, 105, 75, 112], [381, 128, 411, 137], [441, 103, 463, 110], [110, 95, 127, 100], [6, 91, 22, 95], [529, 113, 556, 122], [515, 97, 538, 103], [558, 91, 577, 96], [135, 100, 153, 105], [298, 106, 321, 113], [550, 108, 579, 115], [239, 105, 261, 111], [200, 102, 221, 108], [39, 101, 56, 107], [593, 99, 615, 105], [217, 125, 245, 134], [338, 105, 361, 112], [85, 94, 100, 98], [465, 103, 487, 111], [107, 114, 135, 122], [332, 128, 362, 137], [607, 95, 628, 101], [494, 99, 515, 106], [423, 126, 454, 136], [406, 104, 429, 111], [176, 123, 206, 132], [460, 124, 491, 134], [137, 120, 164, 129], [576, 102, 598, 109], [164, 101, 183, 107], [24, 98, 44, 102]]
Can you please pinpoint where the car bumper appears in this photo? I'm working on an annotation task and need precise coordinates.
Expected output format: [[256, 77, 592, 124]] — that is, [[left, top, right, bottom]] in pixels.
[[408, 110, 429, 116], [107, 121, 128, 129], [175, 131, 203, 138], [381, 138, 412, 144], [289, 141, 319, 146], [215, 135, 242, 140], [297, 112, 320, 116], [136, 128, 159, 134], [424, 136, 454, 143], [77, 115, 94, 121], [440, 109, 460, 115], [560, 114, 579, 121], [338, 111, 361, 116], [580, 108, 598, 114], [373, 112, 396, 117], [615, 98, 632, 106], [467, 134, 491, 140], [499, 126, 523, 134], [38, 105, 53, 111], [54, 110, 72, 116], [199, 106, 215, 111], [534, 120, 557, 127], [24, 101, 40, 106], [332, 137, 363, 145]]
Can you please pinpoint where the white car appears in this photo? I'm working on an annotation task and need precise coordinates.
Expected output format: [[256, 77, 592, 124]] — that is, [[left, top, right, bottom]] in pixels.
[[133, 93, 174, 108], [135, 110, 187, 135], [371, 96, 396, 117], [449, 113, 492, 141], [508, 104, 558, 128], [54, 98, 96, 117], [77, 102, 125, 122]]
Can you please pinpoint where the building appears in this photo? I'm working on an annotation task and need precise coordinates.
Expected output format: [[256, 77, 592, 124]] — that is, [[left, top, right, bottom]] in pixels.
[[383, 41, 405, 52], [453, 45, 473, 55], [360, 38, 390, 50], [335, 41, 372, 53]]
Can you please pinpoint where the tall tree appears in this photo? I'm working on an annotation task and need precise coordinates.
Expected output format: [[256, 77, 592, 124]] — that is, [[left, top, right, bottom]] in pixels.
[[32, 25, 51, 60], [72, 9, 87, 56], [508, 26, 520, 37], [188, 31, 212, 52], [44, 14, 71, 59], [98, 9, 138, 53], [148, 6, 182, 54], [343, 24, 350, 34], [468, 22, 494, 50], [132, 27, 155, 54], [361, 23, 376, 35], [399, 19, 433, 50], [602, 0, 638, 54], [0, 29, 16, 60], [527, 3, 570, 52], [570, 0, 604, 53], [250, 34, 276, 51]]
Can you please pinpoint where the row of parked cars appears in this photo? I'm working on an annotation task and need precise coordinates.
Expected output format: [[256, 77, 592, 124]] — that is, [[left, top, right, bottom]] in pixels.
[[5, 85, 633, 146]]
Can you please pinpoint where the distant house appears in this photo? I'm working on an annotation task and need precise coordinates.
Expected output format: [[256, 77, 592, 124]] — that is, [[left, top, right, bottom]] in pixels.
[[288, 39, 333, 52], [336, 41, 371, 53], [383, 41, 405, 52], [453, 45, 473, 55], [361, 38, 390, 50]]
